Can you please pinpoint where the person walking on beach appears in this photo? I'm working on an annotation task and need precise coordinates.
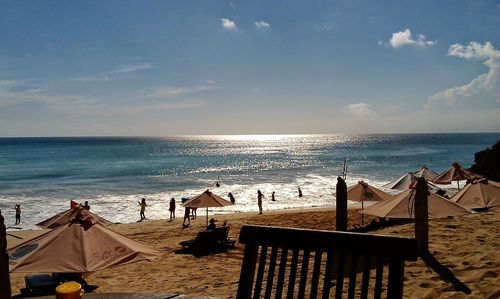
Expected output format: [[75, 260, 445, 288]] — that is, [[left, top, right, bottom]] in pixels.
[[15, 204, 21, 225], [169, 198, 176, 221], [298, 187, 303, 198], [228, 192, 235, 204], [183, 207, 191, 227], [257, 190, 264, 215], [138, 198, 147, 221], [271, 191, 276, 201]]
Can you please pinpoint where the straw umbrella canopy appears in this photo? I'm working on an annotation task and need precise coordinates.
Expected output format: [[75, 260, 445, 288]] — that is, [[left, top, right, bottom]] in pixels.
[[344, 181, 390, 202], [360, 189, 473, 219], [413, 166, 439, 181], [36, 207, 113, 229], [433, 162, 484, 189], [451, 179, 500, 210], [182, 189, 233, 227], [8, 219, 159, 273]]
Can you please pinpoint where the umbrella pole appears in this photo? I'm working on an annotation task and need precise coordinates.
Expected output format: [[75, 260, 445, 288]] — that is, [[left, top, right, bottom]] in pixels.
[[361, 200, 364, 226], [206, 207, 209, 228], [457, 181, 460, 190]]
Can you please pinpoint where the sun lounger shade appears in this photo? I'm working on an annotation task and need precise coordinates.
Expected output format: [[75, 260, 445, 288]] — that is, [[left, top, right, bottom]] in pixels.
[[413, 166, 439, 181], [451, 179, 500, 209], [8, 221, 159, 273], [341, 181, 390, 202], [36, 207, 113, 229], [433, 162, 483, 184], [182, 189, 233, 208], [360, 189, 473, 219]]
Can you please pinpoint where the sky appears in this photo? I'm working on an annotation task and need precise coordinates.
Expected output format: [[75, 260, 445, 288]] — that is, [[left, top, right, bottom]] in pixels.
[[1, 0, 499, 136]]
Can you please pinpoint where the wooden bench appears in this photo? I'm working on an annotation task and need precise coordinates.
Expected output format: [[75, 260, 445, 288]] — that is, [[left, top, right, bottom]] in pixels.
[[236, 225, 417, 299]]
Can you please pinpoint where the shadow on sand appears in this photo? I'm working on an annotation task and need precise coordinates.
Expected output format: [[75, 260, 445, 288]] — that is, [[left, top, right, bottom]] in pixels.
[[420, 250, 471, 294]]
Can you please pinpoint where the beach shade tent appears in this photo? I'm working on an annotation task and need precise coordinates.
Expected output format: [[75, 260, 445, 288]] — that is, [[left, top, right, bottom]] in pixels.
[[360, 189, 473, 219], [413, 166, 439, 181], [382, 172, 418, 190], [344, 181, 390, 202], [8, 219, 159, 273], [182, 189, 233, 227], [36, 207, 113, 229], [451, 179, 500, 210], [433, 162, 484, 189]]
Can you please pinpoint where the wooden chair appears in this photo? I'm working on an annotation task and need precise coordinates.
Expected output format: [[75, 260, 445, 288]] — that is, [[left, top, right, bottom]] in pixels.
[[179, 226, 235, 255], [236, 225, 417, 299]]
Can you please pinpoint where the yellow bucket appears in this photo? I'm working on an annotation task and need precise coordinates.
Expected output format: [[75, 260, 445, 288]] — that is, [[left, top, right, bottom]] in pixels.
[[56, 281, 84, 299]]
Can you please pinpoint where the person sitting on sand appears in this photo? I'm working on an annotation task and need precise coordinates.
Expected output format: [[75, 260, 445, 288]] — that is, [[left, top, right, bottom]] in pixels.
[[207, 218, 217, 230], [183, 207, 191, 227], [15, 204, 21, 225], [138, 198, 147, 221], [83, 201, 90, 210], [228, 192, 235, 204], [169, 198, 176, 221], [257, 190, 264, 215], [298, 187, 303, 198]]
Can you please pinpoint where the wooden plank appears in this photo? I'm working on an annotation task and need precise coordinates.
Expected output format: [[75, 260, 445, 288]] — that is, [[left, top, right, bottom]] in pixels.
[[236, 243, 259, 299], [275, 247, 289, 299], [360, 255, 371, 299], [286, 249, 299, 299], [374, 256, 384, 299], [309, 251, 323, 298], [347, 254, 359, 299], [336, 177, 348, 231], [0, 212, 11, 299], [321, 251, 334, 299], [334, 254, 346, 299], [387, 258, 404, 299], [253, 244, 268, 299], [264, 246, 278, 299], [297, 249, 310, 298]]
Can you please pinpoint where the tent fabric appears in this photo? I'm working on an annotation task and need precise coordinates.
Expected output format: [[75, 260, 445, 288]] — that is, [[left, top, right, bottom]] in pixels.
[[451, 179, 500, 209], [8, 221, 159, 273], [413, 166, 439, 181], [182, 190, 233, 208], [36, 207, 113, 229], [382, 173, 418, 190], [433, 162, 483, 184], [343, 182, 390, 202], [360, 189, 473, 219]]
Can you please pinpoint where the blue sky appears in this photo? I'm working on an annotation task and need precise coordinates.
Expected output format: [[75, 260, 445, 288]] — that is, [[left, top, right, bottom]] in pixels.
[[1, 0, 499, 136]]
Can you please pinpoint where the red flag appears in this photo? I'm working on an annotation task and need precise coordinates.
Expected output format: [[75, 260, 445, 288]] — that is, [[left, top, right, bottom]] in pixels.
[[70, 200, 79, 209]]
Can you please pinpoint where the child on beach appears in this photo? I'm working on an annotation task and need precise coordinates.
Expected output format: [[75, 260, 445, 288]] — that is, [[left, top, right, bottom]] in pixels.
[[15, 204, 21, 225], [257, 190, 264, 215], [169, 198, 176, 221], [138, 198, 147, 221]]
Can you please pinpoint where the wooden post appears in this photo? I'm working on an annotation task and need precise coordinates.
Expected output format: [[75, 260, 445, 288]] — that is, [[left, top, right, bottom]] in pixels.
[[0, 210, 12, 299], [336, 177, 348, 231], [414, 177, 429, 254]]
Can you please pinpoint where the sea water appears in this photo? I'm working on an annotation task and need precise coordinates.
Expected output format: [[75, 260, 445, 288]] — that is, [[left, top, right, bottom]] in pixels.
[[0, 133, 498, 229]]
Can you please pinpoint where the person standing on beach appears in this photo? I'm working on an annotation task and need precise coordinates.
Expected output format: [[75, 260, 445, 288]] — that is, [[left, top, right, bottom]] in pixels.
[[15, 204, 21, 225], [169, 198, 176, 221], [183, 207, 191, 227], [138, 198, 147, 221], [257, 190, 264, 215], [228, 192, 235, 204], [83, 201, 90, 210], [271, 191, 276, 201], [298, 187, 303, 198]]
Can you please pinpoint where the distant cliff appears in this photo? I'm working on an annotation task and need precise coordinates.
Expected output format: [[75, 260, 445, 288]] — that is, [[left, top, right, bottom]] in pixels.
[[470, 140, 500, 182]]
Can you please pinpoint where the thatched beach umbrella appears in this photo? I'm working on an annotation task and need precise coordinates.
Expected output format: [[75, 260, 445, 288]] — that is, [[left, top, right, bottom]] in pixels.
[[36, 206, 113, 229], [383, 172, 418, 190], [8, 219, 159, 273], [451, 179, 500, 210], [413, 166, 439, 181], [433, 162, 483, 189], [360, 189, 473, 219], [342, 181, 390, 225], [183, 189, 234, 227]]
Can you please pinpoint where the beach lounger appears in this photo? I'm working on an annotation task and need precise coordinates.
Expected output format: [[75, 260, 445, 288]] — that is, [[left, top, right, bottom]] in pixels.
[[236, 225, 418, 299], [179, 226, 235, 255]]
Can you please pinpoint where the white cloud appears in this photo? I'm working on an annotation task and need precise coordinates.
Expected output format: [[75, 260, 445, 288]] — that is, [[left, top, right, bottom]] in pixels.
[[254, 21, 270, 30], [221, 18, 237, 31], [144, 85, 219, 99], [388, 29, 436, 48], [347, 103, 376, 117], [425, 42, 500, 109], [70, 60, 152, 82], [104, 62, 151, 76]]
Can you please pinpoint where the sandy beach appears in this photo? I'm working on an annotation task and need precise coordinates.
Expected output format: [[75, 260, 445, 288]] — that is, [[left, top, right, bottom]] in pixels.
[[7, 207, 499, 298]]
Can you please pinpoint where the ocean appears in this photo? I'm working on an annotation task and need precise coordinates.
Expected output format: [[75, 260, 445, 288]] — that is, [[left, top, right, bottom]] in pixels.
[[0, 133, 498, 229]]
